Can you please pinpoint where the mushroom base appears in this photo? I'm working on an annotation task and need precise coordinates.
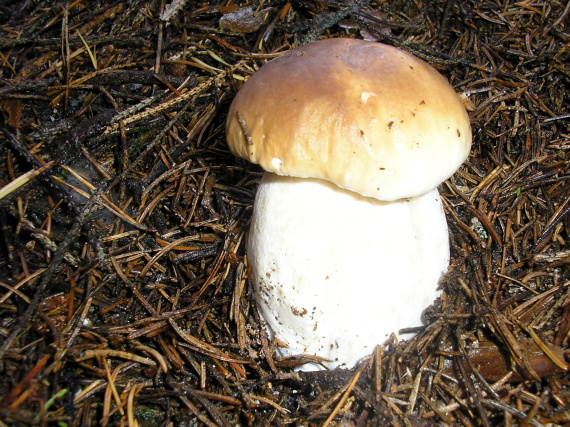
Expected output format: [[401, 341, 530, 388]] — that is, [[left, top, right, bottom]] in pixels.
[[248, 172, 450, 371]]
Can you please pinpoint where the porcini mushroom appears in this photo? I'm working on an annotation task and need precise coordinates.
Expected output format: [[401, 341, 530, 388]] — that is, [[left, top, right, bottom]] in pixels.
[[226, 38, 471, 370]]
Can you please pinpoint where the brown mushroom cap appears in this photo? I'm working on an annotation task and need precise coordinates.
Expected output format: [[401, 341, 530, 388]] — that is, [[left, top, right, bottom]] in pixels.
[[226, 38, 471, 201]]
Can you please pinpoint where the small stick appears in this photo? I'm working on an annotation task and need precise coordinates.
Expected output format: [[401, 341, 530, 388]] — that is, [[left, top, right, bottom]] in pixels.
[[237, 111, 254, 145]]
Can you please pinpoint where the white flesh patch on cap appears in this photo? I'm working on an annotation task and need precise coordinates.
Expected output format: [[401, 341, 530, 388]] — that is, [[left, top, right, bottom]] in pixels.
[[271, 157, 283, 170], [360, 91, 377, 103]]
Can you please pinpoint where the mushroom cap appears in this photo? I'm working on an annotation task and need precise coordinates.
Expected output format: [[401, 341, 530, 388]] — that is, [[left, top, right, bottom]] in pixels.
[[226, 38, 471, 201]]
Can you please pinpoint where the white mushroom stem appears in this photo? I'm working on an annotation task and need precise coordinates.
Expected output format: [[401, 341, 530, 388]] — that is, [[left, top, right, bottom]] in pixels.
[[248, 172, 450, 371]]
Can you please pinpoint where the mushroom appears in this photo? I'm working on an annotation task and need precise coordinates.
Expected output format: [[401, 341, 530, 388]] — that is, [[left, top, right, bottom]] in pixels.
[[226, 38, 471, 370]]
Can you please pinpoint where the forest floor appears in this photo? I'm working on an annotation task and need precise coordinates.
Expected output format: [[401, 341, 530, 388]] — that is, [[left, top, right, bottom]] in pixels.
[[0, 0, 569, 425]]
